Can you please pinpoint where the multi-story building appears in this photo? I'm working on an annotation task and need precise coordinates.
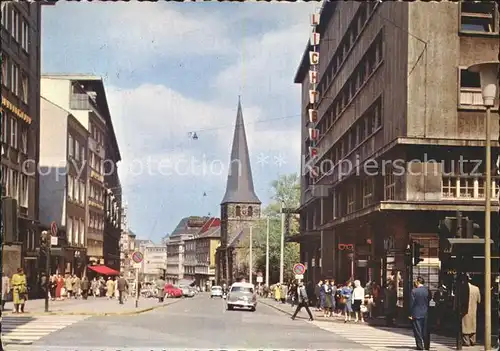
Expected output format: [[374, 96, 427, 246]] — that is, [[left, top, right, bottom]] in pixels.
[[141, 242, 167, 281], [119, 228, 136, 280], [165, 216, 207, 284], [1, 1, 47, 288], [216, 100, 261, 285], [294, 2, 499, 296], [40, 74, 121, 275], [39, 97, 89, 277], [184, 217, 221, 288]]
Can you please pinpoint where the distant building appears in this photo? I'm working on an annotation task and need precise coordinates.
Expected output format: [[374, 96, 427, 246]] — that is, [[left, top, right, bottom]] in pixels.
[[119, 228, 136, 280], [165, 216, 208, 284], [184, 217, 221, 288], [216, 99, 261, 285]]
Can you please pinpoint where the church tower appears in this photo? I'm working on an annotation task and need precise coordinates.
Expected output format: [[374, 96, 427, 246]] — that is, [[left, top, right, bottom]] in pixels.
[[218, 98, 261, 284]]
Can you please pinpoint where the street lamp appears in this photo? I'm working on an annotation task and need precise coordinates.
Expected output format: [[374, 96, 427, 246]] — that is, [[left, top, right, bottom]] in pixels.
[[467, 61, 499, 351]]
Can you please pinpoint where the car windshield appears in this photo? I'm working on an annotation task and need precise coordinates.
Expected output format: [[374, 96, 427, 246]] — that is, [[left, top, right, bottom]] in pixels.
[[212, 287, 221, 291], [230, 287, 253, 293]]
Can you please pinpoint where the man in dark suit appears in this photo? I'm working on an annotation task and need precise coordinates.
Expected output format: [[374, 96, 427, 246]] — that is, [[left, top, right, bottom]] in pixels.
[[409, 276, 431, 350]]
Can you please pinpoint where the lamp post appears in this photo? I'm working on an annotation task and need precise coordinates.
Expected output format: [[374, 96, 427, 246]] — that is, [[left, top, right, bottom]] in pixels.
[[265, 216, 270, 287], [467, 61, 499, 351], [280, 202, 285, 284]]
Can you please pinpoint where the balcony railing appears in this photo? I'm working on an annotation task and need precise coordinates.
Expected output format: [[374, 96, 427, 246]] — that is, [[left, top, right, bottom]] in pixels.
[[442, 176, 499, 200]]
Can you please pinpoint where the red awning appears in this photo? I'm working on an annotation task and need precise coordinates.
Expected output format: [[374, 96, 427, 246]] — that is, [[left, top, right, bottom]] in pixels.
[[87, 265, 120, 276]]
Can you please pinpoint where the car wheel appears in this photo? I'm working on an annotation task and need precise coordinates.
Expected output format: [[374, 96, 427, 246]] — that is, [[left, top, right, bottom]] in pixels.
[[227, 305, 233, 311], [250, 307, 256, 312]]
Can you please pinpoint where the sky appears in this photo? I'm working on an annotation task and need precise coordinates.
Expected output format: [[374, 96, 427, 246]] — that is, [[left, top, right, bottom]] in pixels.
[[41, 1, 319, 242]]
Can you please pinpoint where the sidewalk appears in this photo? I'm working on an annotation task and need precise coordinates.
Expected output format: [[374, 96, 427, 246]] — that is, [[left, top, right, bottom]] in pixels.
[[2, 296, 184, 316]]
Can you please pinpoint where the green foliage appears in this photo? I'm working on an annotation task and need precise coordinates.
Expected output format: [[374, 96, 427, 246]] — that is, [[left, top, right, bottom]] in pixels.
[[246, 173, 301, 284]]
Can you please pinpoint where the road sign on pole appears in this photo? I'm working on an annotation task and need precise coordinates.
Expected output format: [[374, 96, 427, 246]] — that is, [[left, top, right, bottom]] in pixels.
[[50, 221, 58, 236], [132, 251, 144, 264], [292, 263, 306, 276]]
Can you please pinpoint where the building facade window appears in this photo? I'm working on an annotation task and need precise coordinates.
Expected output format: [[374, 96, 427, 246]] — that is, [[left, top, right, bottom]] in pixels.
[[235, 205, 241, 217], [74, 217, 80, 246], [79, 181, 85, 203], [460, 2, 498, 33], [10, 169, 18, 200], [362, 177, 374, 207], [21, 19, 29, 52], [10, 62, 18, 95], [20, 72, 28, 103], [10, 117, 18, 149], [75, 177, 80, 202], [80, 219, 85, 246], [347, 186, 356, 214], [384, 168, 396, 201], [1, 54, 8, 88], [1, 112, 8, 143], [74, 139, 80, 160], [248, 206, 253, 217], [1, 3, 8, 27], [458, 68, 485, 107], [19, 173, 28, 208], [68, 175, 74, 200], [20, 124, 28, 154], [11, 8, 19, 42], [67, 217, 73, 245], [68, 134, 74, 157]]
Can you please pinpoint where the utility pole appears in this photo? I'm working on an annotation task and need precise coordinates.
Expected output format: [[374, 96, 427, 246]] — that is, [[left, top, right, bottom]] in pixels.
[[249, 225, 253, 285], [280, 202, 285, 284], [265, 217, 269, 287], [40, 231, 50, 313]]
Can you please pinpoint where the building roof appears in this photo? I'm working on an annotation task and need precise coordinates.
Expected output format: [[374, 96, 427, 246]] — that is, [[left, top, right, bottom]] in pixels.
[[169, 216, 210, 238], [221, 98, 261, 205], [293, 2, 337, 84], [41, 74, 121, 162], [197, 226, 221, 239]]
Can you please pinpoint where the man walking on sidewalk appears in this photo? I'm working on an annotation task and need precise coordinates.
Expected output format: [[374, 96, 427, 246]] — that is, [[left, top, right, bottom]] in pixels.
[[117, 275, 128, 305], [409, 276, 431, 350], [291, 281, 313, 321]]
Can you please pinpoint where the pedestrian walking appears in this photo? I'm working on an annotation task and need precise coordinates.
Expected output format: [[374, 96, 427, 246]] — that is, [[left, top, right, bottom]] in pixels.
[[11, 268, 27, 313], [65, 274, 73, 299], [49, 275, 57, 301], [2, 273, 11, 310], [341, 281, 353, 323], [462, 277, 480, 346], [55, 274, 64, 300], [314, 280, 323, 311], [409, 276, 431, 351], [73, 275, 81, 299], [81, 276, 89, 300], [156, 276, 166, 303], [106, 277, 115, 299], [324, 280, 333, 317], [116, 275, 128, 304], [352, 279, 365, 323], [91, 277, 99, 298], [291, 281, 313, 321]]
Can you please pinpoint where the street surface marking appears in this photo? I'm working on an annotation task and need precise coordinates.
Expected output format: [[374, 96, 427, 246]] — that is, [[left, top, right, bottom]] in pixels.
[[1, 315, 90, 346], [309, 320, 469, 351]]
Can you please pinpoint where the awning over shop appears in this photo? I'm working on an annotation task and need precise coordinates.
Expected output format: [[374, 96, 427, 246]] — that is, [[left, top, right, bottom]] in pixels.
[[87, 265, 120, 276], [178, 279, 195, 286]]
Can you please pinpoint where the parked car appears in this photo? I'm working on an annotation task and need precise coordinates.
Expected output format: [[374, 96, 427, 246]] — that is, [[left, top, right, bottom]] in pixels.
[[180, 285, 195, 297], [210, 285, 223, 298], [164, 284, 183, 298], [226, 282, 257, 311]]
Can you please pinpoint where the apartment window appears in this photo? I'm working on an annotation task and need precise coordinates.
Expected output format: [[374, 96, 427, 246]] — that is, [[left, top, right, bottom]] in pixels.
[[81, 145, 86, 161], [79, 219, 85, 246], [459, 178, 474, 198], [248, 206, 253, 217], [79, 181, 85, 203], [235, 205, 241, 217], [68, 134, 74, 157], [75, 139, 80, 160], [1, 112, 8, 143], [10, 63, 18, 95], [442, 176, 457, 198], [74, 218, 80, 246], [1, 165, 7, 194], [21, 20, 29, 52], [67, 217, 73, 245], [11, 9, 19, 42], [20, 124, 28, 154], [20, 72, 28, 103], [347, 186, 356, 214], [19, 173, 28, 208], [10, 117, 18, 149], [384, 167, 396, 200], [68, 176, 74, 200], [459, 69, 483, 106], [363, 177, 374, 207], [1, 3, 8, 27], [75, 178, 80, 202], [10, 169, 19, 200], [1, 54, 8, 88], [460, 2, 497, 33]]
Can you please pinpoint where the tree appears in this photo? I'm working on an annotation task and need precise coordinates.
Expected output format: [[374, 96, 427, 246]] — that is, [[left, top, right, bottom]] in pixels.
[[241, 173, 301, 284]]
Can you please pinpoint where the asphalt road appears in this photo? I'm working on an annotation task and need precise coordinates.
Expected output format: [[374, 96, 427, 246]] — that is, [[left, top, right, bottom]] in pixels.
[[18, 294, 365, 350]]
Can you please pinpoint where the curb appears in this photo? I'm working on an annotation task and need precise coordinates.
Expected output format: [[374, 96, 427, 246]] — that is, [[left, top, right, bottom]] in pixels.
[[2, 298, 184, 317], [258, 299, 295, 317]]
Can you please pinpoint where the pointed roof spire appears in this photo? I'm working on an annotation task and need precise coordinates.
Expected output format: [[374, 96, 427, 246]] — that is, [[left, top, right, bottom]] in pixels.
[[221, 98, 261, 205]]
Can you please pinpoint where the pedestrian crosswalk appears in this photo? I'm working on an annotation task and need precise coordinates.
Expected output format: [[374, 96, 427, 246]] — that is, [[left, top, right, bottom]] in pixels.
[[309, 320, 475, 351], [1, 315, 90, 346]]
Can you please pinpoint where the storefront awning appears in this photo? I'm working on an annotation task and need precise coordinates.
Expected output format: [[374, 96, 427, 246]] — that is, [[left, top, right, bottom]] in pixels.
[[87, 265, 120, 276]]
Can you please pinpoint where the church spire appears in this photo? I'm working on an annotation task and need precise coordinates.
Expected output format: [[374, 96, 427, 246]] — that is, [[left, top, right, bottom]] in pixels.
[[221, 98, 260, 205]]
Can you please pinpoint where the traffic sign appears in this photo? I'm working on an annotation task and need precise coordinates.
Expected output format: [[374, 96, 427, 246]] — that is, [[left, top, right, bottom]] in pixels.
[[292, 263, 306, 275], [50, 221, 58, 236], [132, 251, 144, 264]]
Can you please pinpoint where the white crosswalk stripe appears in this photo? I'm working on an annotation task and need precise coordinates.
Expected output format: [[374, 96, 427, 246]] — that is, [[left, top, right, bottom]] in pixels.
[[309, 320, 462, 351], [1, 315, 90, 345]]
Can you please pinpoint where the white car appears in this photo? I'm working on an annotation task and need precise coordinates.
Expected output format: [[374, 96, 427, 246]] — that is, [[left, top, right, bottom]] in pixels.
[[226, 282, 257, 311], [210, 285, 223, 298]]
